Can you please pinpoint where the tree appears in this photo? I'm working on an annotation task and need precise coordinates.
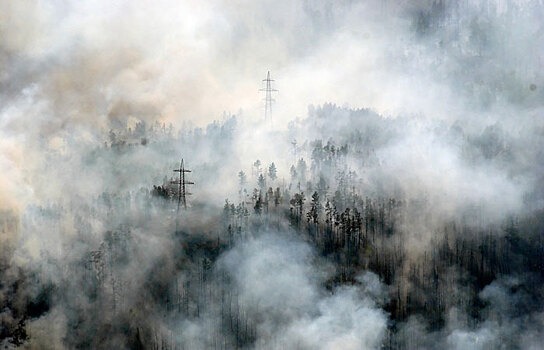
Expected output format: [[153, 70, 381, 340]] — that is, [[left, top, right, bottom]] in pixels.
[[297, 158, 307, 181], [290, 165, 297, 182], [316, 176, 327, 197], [268, 162, 277, 181], [325, 199, 333, 225], [290, 192, 306, 220], [257, 174, 266, 190], [253, 160, 262, 177], [267, 187, 274, 211], [254, 191, 263, 214], [134, 120, 146, 137], [307, 191, 321, 224], [223, 199, 231, 222], [274, 187, 281, 207], [238, 171, 247, 187]]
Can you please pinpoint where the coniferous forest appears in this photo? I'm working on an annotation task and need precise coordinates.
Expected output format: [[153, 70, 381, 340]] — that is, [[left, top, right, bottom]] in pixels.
[[2, 1, 544, 349]]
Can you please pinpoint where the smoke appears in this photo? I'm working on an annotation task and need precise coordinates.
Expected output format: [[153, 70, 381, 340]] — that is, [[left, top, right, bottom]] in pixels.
[[1, 0, 544, 348], [182, 233, 388, 350], [2, 0, 543, 209]]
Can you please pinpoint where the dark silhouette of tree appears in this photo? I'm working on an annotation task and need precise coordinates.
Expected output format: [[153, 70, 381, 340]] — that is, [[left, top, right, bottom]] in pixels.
[[307, 191, 321, 224], [273, 187, 282, 207], [290, 192, 305, 225]]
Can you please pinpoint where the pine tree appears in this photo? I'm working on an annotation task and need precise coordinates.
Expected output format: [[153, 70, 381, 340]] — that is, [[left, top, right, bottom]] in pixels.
[[268, 162, 277, 181], [307, 191, 321, 224], [238, 171, 247, 187]]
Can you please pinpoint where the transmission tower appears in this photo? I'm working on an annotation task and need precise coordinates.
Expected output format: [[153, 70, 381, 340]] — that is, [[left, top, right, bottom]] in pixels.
[[172, 158, 194, 211], [259, 71, 278, 123]]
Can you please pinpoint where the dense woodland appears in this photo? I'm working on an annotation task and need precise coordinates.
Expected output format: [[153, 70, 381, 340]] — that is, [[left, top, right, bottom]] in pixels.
[[2, 103, 543, 349]]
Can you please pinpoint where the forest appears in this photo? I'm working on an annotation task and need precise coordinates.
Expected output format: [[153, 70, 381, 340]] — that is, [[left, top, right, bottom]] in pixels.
[[2, 102, 544, 349], [2, 1, 544, 349]]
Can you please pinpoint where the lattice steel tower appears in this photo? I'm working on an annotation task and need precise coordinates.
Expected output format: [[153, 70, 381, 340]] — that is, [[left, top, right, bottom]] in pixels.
[[260, 71, 278, 123], [172, 158, 194, 211]]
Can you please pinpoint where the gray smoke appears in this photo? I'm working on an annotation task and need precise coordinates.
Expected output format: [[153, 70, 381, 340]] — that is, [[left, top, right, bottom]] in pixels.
[[1, 0, 544, 349]]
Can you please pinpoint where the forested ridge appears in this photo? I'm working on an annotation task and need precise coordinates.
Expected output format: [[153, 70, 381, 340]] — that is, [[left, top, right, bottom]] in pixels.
[[2, 104, 543, 349]]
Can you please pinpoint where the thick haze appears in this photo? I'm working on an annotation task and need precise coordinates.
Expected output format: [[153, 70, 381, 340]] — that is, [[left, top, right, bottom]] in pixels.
[[2, 0, 544, 349], [2, 0, 544, 208]]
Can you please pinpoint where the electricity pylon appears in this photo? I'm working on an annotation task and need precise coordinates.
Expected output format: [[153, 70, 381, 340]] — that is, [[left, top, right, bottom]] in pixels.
[[172, 158, 194, 211], [259, 71, 278, 123]]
